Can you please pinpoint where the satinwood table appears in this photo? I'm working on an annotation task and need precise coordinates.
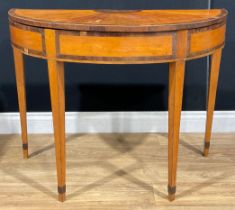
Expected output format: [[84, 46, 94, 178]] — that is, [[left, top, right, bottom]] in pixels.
[[9, 9, 227, 202]]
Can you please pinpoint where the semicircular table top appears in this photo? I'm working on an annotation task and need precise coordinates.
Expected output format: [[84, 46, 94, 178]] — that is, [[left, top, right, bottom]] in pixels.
[[8, 9, 227, 32]]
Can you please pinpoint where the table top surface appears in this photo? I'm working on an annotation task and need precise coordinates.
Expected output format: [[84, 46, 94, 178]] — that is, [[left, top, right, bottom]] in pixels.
[[9, 9, 227, 32]]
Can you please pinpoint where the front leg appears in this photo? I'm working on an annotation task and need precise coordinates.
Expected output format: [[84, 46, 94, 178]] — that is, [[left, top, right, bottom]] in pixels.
[[48, 60, 66, 202], [168, 60, 185, 201]]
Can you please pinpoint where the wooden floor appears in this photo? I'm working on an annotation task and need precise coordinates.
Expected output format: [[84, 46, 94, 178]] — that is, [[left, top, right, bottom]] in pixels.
[[0, 133, 235, 210]]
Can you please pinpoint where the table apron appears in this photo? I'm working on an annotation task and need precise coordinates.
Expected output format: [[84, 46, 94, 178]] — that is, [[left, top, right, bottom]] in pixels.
[[9, 21, 226, 64]]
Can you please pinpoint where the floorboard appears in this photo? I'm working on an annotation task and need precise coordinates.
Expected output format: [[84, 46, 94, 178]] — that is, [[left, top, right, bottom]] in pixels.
[[0, 133, 234, 209]]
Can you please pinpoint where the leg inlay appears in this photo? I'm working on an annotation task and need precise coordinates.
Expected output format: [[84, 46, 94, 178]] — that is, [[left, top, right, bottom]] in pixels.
[[58, 185, 66, 194], [168, 185, 176, 194], [22, 143, 28, 150], [204, 142, 210, 149]]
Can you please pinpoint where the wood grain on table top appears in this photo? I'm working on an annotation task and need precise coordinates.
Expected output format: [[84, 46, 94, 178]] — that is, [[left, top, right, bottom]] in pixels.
[[8, 9, 227, 32]]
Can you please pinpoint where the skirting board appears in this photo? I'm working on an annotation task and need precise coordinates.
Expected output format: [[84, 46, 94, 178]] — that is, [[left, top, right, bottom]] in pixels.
[[0, 111, 234, 134]]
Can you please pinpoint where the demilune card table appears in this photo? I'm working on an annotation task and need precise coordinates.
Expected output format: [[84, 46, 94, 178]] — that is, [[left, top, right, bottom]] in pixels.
[[8, 9, 227, 202]]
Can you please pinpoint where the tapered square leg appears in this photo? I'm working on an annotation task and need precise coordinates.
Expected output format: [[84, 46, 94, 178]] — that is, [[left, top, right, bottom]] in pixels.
[[168, 60, 185, 201], [204, 49, 222, 157], [48, 60, 66, 202], [13, 47, 28, 159]]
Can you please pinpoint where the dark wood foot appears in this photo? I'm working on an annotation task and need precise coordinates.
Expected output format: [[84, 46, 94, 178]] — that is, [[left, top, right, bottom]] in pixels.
[[203, 142, 210, 157], [58, 185, 66, 202], [168, 185, 176, 201], [22, 143, 29, 159]]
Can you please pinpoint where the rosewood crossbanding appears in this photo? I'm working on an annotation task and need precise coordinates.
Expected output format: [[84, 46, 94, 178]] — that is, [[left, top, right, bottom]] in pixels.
[[9, 9, 227, 202]]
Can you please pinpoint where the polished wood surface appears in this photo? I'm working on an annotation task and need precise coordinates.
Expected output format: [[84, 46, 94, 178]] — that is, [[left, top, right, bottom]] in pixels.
[[168, 30, 187, 201], [10, 24, 43, 54], [189, 23, 226, 56], [9, 9, 227, 32], [0, 133, 235, 209], [13, 48, 28, 159], [59, 33, 173, 58], [46, 29, 66, 202], [204, 49, 222, 157], [9, 9, 227, 202], [8, 15, 226, 64]]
